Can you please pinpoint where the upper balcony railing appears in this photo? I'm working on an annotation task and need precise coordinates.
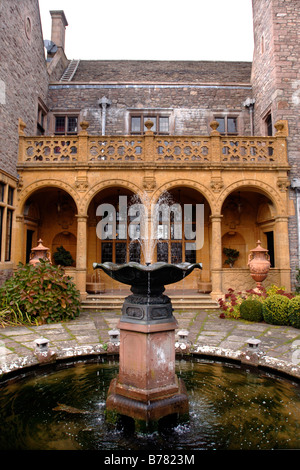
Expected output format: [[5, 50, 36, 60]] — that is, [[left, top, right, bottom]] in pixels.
[[18, 119, 289, 167]]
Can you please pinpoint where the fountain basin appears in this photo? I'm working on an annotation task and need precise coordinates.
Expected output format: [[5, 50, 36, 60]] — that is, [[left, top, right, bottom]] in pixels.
[[1, 356, 300, 450]]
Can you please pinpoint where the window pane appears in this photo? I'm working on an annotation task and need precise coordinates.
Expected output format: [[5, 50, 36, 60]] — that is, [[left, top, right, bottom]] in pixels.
[[67, 117, 78, 133], [131, 117, 141, 133], [266, 113, 272, 136], [115, 242, 127, 264], [144, 116, 156, 133], [216, 117, 225, 134], [7, 186, 14, 206], [101, 242, 113, 263], [159, 117, 169, 133], [157, 242, 168, 262], [228, 117, 237, 134], [5, 209, 13, 261], [55, 116, 65, 133], [171, 242, 182, 264], [0, 183, 4, 202], [129, 242, 140, 262]]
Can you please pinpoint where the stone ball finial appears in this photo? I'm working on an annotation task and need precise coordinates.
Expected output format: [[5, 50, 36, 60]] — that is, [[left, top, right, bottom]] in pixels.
[[145, 119, 154, 133], [210, 120, 220, 135]]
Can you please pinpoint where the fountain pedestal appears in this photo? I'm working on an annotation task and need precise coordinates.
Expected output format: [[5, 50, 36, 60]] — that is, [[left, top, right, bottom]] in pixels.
[[94, 261, 201, 431], [106, 318, 189, 430]]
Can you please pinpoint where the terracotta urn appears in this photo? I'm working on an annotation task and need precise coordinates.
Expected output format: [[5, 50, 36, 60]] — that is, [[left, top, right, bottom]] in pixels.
[[29, 239, 51, 266], [248, 240, 270, 287]]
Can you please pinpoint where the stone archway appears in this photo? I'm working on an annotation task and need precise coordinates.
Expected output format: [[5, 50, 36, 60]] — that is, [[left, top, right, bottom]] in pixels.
[[18, 186, 77, 267], [86, 185, 141, 292], [220, 187, 290, 292], [150, 185, 212, 293]]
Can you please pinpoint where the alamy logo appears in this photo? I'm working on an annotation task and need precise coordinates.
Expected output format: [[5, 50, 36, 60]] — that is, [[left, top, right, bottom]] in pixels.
[[96, 196, 204, 251]]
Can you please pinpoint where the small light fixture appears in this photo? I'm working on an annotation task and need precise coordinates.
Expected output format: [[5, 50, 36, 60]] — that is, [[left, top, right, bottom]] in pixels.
[[34, 337, 49, 353], [247, 337, 261, 350], [177, 329, 189, 342], [108, 329, 120, 344]]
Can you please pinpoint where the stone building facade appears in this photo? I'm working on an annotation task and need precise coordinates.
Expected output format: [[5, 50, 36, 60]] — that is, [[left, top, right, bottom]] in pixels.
[[0, 0, 49, 283], [251, 0, 300, 285], [1, 1, 299, 299]]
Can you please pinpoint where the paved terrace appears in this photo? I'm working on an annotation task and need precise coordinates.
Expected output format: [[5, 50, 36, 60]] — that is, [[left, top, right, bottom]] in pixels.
[[0, 309, 300, 380]]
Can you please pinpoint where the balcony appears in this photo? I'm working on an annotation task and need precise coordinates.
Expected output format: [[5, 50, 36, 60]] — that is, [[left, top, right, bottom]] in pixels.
[[18, 120, 289, 168]]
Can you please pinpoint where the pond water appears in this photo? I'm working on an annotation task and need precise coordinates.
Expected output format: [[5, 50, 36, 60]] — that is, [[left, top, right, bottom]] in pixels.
[[0, 357, 299, 451]]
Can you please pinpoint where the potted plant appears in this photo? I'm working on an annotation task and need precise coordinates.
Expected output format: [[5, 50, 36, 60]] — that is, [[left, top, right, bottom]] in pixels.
[[53, 245, 74, 267], [223, 247, 239, 268]]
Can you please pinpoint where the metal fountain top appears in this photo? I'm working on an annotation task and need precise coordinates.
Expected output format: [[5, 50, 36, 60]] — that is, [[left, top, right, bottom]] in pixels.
[[93, 261, 202, 294]]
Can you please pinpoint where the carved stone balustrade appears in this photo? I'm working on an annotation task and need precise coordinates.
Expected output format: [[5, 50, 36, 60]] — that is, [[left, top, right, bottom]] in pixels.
[[18, 120, 289, 169]]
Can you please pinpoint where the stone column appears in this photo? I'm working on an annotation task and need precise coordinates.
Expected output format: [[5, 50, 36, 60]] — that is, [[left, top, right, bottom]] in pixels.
[[13, 215, 25, 265], [275, 215, 291, 291], [76, 215, 88, 300], [210, 214, 223, 299]]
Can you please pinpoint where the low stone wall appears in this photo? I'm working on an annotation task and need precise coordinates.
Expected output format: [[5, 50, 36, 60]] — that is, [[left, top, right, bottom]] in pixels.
[[222, 268, 281, 293]]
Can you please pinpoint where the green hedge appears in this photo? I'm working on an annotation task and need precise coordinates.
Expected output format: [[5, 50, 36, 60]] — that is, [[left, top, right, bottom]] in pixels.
[[262, 294, 290, 326], [288, 296, 300, 329], [240, 299, 263, 322]]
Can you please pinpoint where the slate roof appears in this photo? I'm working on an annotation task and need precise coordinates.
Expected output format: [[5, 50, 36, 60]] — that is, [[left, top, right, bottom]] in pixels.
[[70, 60, 252, 84]]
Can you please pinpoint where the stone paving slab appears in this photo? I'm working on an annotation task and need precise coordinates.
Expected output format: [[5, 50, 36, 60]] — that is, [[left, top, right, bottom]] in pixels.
[[0, 310, 299, 380]]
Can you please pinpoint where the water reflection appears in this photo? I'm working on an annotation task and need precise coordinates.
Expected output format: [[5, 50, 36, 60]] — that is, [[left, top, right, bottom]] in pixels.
[[0, 357, 299, 450]]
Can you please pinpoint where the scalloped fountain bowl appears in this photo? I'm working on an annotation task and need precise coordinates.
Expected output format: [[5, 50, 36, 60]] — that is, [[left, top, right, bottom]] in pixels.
[[93, 261, 202, 324], [93, 261, 202, 294]]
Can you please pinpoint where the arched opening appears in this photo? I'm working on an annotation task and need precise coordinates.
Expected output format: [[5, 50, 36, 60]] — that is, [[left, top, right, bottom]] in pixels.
[[221, 188, 279, 291], [22, 187, 77, 265], [86, 185, 212, 293], [153, 186, 212, 293], [87, 187, 140, 291]]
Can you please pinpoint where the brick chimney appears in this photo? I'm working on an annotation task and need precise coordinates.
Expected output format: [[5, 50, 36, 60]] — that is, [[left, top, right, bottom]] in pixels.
[[50, 10, 68, 51]]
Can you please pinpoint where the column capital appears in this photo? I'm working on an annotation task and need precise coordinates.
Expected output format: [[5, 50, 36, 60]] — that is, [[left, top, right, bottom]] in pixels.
[[275, 215, 289, 222], [76, 214, 88, 222], [15, 215, 24, 223], [210, 214, 223, 221]]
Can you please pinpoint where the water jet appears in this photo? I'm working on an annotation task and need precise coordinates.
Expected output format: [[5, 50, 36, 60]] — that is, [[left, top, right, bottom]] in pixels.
[[93, 261, 202, 430]]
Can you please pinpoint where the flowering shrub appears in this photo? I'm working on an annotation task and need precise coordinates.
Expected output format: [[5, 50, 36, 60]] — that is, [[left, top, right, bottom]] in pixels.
[[218, 288, 245, 319], [0, 261, 80, 326], [218, 284, 295, 322], [266, 284, 294, 299]]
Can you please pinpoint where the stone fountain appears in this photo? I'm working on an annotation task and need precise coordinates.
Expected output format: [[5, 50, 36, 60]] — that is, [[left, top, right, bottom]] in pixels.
[[93, 260, 202, 431]]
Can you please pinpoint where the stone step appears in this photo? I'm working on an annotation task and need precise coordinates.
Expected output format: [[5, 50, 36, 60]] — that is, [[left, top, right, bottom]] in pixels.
[[81, 294, 219, 311]]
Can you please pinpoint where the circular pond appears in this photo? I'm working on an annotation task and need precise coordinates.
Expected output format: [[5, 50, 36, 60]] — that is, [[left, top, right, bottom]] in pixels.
[[0, 357, 299, 450]]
